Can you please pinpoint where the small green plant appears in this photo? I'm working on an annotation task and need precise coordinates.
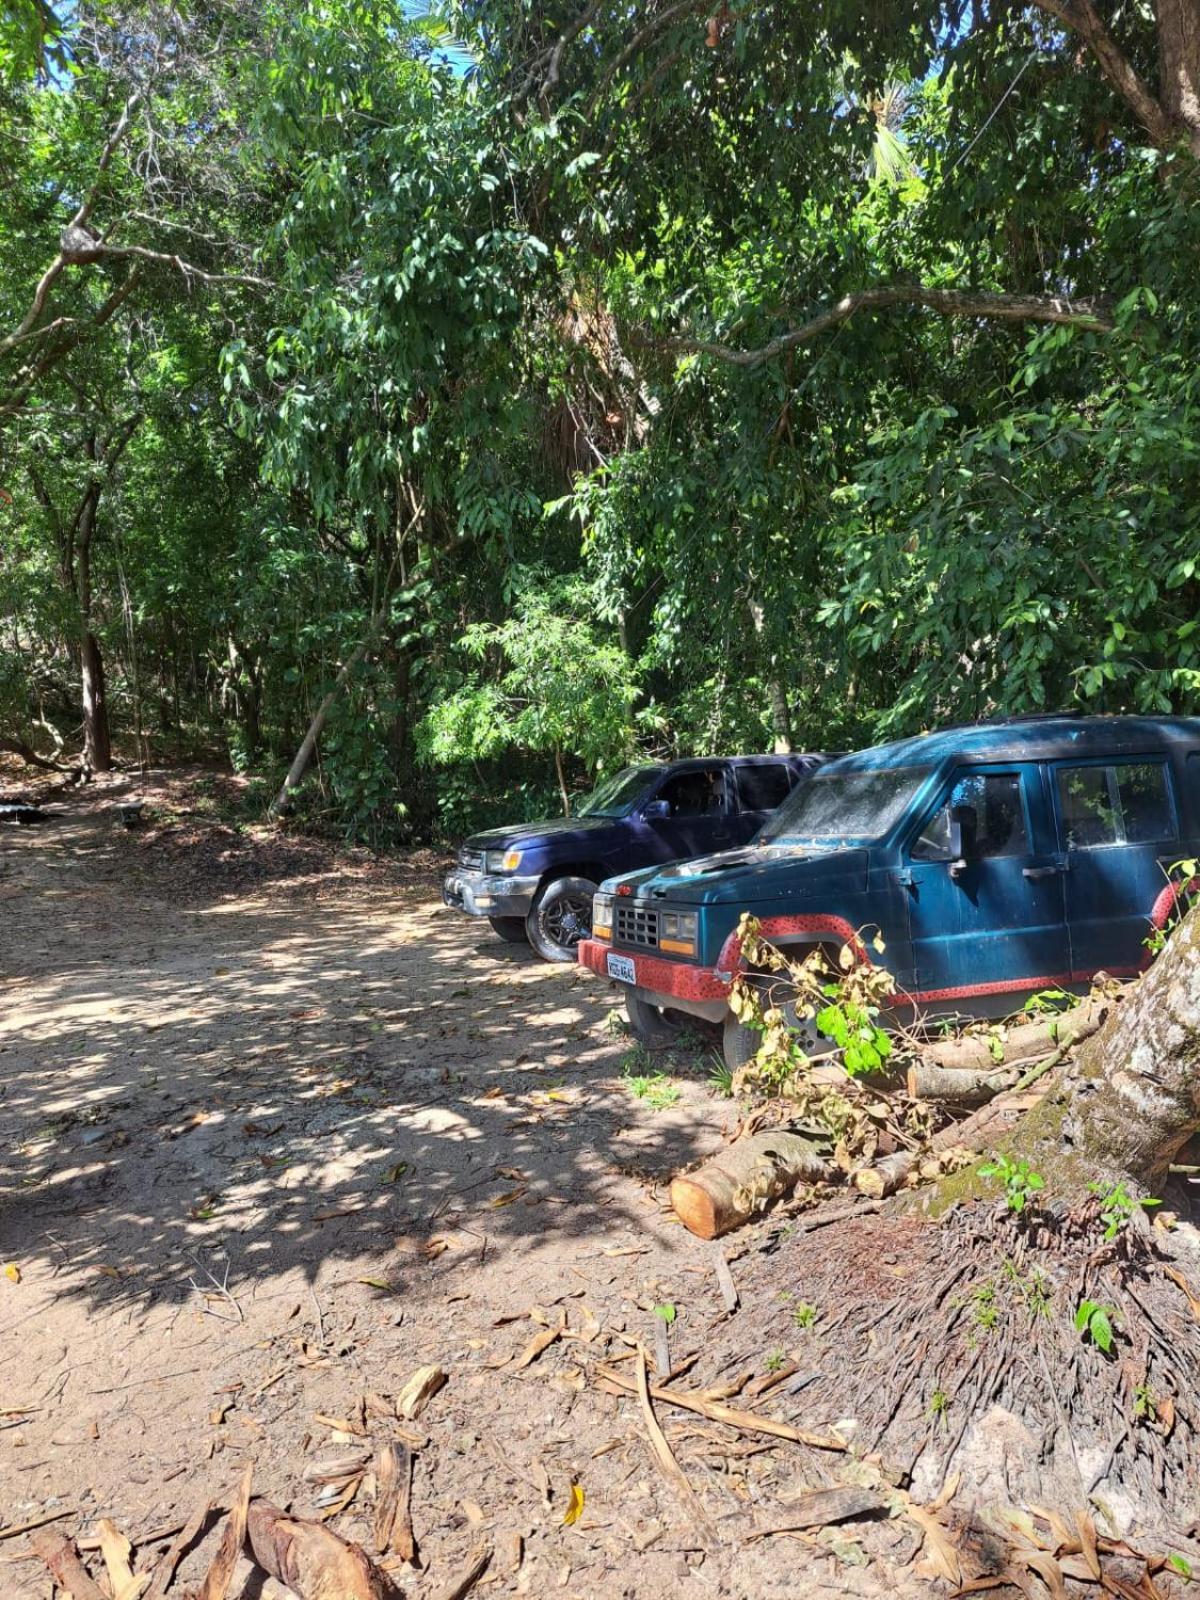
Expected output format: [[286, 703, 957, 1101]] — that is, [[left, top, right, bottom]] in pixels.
[[1167, 1554, 1192, 1579], [927, 1387, 949, 1421], [1000, 1257, 1054, 1317], [791, 1301, 818, 1329], [621, 1050, 682, 1109], [1089, 1179, 1162, 1241], [969, 1283, 1000, 1332], [604, 1007, 630, 1038], [977, 1153, 1046, 1213], [1021, 987, 1077, 1017], [708, 1056, 735, 1098], [653, 1302, 677, 1324], [764, 1348, 787, 1373], [1132, 1382, 1157, 1421], [1075, 1297, 1118, 1355]]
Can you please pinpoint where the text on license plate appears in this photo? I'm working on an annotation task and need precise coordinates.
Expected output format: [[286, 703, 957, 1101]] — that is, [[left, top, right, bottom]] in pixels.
[[606, 952, 636, 985]]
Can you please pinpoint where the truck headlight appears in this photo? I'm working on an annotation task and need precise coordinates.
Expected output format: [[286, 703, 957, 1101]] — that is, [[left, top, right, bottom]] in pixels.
[[592, 894, 613, 939], [660, 910, 697, 954], [485, 848, 524, 873]]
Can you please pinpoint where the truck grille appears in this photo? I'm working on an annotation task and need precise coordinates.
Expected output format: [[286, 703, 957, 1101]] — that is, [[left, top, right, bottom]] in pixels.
[[458, 846, 483, 871], [615, 903, 659, 949]]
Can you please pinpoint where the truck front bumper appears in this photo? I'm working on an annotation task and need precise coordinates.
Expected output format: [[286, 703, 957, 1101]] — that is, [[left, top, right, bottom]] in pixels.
[[443, 868, 542, 920], [577, 937, 731, 1022]]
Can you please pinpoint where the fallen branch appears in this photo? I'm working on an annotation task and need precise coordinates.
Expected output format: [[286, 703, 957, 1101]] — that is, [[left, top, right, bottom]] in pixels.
[[854, 1087, 1049, 1198], [906, 1062, 1020, 1106], [244, 1498, 396, 1599], [29, 1530, 107, 1600], [916, 997, 1108, 1071], [670, 1129, 827, 1239], [593, 1362, 847, 1451], [197, 1462, 252, 1600], [635, 1347, 712, 1533]]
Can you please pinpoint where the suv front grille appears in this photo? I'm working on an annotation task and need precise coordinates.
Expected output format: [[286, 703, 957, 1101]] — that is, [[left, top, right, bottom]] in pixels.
[[458, 847, 483, 871], [615, 904, 659, 949]]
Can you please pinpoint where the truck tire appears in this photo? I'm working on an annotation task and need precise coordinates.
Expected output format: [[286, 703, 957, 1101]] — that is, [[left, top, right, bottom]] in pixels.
[[488, 916, 528, 944], [721, 971, 830, 1072], [526, 875, 597, 963], [625, 991, 690, 1048]]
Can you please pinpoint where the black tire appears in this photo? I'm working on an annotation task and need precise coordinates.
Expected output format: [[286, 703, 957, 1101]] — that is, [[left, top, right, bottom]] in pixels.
[[488, 915, 529, 944], [625, 990, 691, 1048], [525, 875, 597, 962], [721, 969, 830, 1072]]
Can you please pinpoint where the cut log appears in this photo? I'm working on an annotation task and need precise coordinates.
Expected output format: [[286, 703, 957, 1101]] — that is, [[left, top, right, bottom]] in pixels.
[[853, 1087, 1047, 1198], [670, 1130, 827, 1239], [916, 997, 1108, 1070], [245, 1498, 396, 1599], [906, 1062, 1019, 1105]]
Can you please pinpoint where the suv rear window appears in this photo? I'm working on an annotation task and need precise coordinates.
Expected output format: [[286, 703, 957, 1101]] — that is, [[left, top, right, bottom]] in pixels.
[[736, 763, 793, 812], [1055, 761, 1176, 849]]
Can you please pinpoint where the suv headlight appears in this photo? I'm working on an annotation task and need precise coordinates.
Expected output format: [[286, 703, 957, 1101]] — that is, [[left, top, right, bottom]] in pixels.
[[592, 894, 613, 939], [484, 848, 524, 873]]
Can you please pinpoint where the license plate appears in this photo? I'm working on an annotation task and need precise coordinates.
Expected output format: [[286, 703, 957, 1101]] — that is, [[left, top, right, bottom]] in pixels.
[[606, 952, 636, 985]]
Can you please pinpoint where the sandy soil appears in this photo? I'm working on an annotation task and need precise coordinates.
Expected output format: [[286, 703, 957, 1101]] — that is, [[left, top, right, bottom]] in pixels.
[[0, 770, 924, 1599]]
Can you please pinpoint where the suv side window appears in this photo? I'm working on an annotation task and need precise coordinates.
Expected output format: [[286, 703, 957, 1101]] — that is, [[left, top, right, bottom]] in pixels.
[[912, 771, 1029, 861], [736, 762, 792, 812], [655, 767, 729, 818], [1056, 761, 1176, 849]]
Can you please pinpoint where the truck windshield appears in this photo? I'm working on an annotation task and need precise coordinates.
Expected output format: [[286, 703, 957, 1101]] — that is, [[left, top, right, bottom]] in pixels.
[[757, 767, 931, 846], [578, 765, 664, 818]]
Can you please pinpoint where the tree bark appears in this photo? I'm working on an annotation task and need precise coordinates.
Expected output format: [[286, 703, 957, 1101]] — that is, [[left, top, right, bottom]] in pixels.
[[747, 597, 793, 752], [671, 1130, 827, 1238], [1008, 904, 1200, 1189], [554, 745, 571, 815], [269, 636, 373, 819]]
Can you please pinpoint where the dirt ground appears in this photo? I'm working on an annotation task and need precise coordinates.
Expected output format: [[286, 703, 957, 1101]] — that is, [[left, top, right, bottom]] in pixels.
[[0, 770, 967, 1598]]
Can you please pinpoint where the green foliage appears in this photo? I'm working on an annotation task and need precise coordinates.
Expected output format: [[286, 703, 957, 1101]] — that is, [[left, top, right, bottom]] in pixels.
[[652, 1302, 676, 1324], [620, 1045, 681, 1110], [418, 574, 640, 800], [1075, 1298, 1118, 1355], [1089, 1180, 1162, 1242], [977, 1154, 1046, 1214]]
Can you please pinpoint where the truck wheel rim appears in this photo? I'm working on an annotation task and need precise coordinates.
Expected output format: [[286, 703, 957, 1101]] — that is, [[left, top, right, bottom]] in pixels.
[[542, 894, 591, 949]]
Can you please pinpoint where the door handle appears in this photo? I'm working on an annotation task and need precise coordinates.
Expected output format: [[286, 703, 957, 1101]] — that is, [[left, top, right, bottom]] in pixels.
[[1023, 863, 1064, 881]]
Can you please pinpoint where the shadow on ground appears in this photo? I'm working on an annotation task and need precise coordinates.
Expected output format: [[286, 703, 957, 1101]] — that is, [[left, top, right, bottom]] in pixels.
[[0, 775, 721, 1326]]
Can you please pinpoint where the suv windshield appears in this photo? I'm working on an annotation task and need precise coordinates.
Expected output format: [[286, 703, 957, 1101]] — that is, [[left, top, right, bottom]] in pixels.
[[578, 765, 664, 818], [758, 767, 931, 846]]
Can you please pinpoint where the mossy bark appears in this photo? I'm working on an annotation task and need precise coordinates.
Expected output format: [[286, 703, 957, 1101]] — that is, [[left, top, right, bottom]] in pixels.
[[924, 907, 1200, 1209]]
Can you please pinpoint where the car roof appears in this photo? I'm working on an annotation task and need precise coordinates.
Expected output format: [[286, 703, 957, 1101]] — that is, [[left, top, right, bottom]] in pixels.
[[820, 714, 1200, 774], [657, 754, 822, 772]]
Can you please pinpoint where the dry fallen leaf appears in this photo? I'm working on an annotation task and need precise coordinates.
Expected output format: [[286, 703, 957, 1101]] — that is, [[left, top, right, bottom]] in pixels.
[[4, 1263, 20, 1283], [562, 1484, 585, 1527], [904, 1504, 962, 1587], [488, 1187, 527, 1209], [395, 1365, 446, 1420]]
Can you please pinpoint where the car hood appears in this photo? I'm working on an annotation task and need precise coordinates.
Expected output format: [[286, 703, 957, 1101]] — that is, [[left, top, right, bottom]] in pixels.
[[463, 815, 615, 852], [609, 844, 870, 904]]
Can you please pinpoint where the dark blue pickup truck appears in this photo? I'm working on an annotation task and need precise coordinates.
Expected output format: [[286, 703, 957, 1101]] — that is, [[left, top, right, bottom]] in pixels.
[[443, 754, 825, 960], [578, 715, 1200, 1066]]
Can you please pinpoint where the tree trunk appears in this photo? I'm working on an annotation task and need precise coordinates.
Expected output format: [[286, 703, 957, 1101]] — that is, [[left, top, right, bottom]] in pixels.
[[1156, 0, 1200, 149], [747, 597, 794, 752], [269, 636, 373, 819], [554, 745, 571, 815], [81, 630, 111, 772], [1001, 902, 1200, 1191]]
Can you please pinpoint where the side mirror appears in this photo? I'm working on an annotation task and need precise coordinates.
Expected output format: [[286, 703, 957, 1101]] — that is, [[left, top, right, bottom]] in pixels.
[[642, 798, 671, 820], [948, 803, 976, 878]]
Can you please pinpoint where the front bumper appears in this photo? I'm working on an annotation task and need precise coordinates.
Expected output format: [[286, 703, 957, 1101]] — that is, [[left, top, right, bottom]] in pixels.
[[443, 868, 542, 919], [577, 937, 731, 1019]]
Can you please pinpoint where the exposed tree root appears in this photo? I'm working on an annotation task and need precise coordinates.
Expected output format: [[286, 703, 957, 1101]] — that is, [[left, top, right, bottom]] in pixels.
[[776, 1202, 1200, 1542]]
